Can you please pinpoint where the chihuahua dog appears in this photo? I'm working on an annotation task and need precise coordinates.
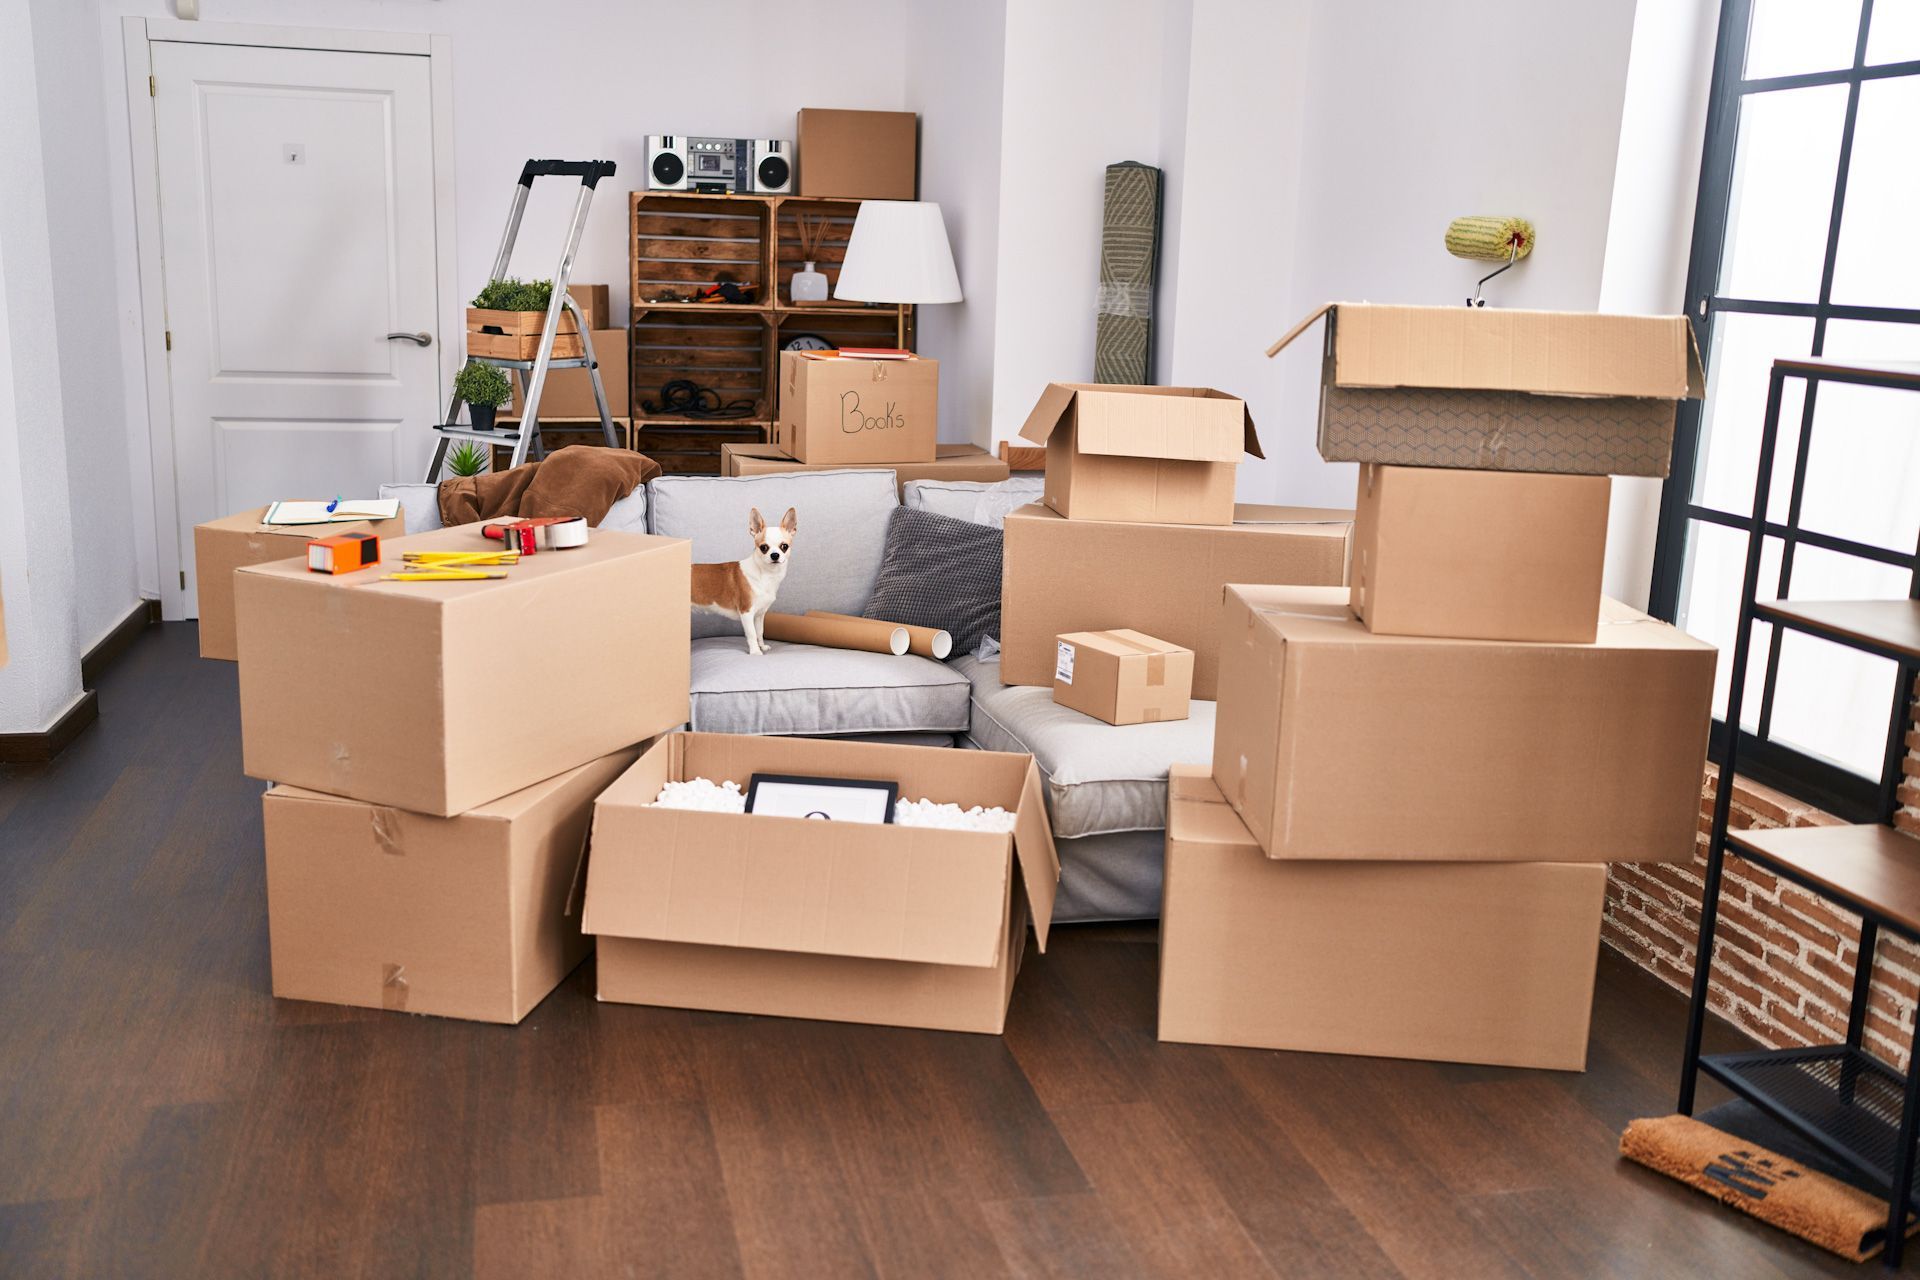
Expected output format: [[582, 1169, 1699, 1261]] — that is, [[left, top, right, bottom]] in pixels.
[[690, 506, 797, 655]]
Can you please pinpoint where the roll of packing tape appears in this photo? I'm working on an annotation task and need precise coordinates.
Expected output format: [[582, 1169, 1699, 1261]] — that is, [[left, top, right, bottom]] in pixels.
[[547, 516, 589, 549]]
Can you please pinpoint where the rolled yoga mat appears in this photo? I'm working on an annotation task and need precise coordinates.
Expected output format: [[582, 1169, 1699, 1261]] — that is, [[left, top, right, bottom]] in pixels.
[[1444, 215, 1535, 261], [807, 611, 952, 660], [761, 612, 909, 655]]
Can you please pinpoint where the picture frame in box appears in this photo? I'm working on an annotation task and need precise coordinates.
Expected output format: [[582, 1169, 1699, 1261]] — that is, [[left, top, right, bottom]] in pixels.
[[746, 774, 898, 824]]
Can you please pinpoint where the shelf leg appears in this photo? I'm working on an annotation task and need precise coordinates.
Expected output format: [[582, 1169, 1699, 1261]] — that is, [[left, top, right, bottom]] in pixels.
[[1883, 1007, 1920, 1269], [1843, 920, 1880, 1106], [1677, 839, 1728, 1116]]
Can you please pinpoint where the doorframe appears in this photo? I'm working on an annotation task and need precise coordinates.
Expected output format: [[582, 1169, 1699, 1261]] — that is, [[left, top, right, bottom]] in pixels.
[[121, 17, 458, 620]]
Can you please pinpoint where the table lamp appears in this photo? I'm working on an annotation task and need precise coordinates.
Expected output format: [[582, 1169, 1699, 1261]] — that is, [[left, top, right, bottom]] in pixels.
[[833, 201, 964, 305]]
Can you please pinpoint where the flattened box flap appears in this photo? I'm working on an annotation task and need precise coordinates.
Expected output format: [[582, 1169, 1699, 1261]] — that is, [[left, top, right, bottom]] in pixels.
[[1018, 383, 1263, 462]]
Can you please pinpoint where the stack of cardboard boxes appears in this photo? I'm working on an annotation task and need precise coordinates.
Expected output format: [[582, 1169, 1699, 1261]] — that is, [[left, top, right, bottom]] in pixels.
[[1161, 304, 1719, 1070]]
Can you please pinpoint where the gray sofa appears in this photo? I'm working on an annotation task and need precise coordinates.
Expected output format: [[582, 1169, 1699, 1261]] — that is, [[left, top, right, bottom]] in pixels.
[[384, 468, 1211, 922]]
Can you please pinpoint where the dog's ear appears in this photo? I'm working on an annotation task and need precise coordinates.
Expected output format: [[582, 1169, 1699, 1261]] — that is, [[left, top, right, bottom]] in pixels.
[[780, 507, 798, 534], [747, 507, 765, 537]]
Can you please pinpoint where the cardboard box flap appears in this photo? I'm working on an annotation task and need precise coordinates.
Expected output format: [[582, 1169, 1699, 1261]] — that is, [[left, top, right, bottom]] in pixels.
[[1017, 382, 1083, 448], [1019, 383, 1261, 462], [1013, 760, 1059, 950], [1266, 303, 1704, 400]]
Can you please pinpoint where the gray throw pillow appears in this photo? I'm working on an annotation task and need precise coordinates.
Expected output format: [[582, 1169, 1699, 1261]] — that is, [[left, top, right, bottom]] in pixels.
[[863, 507, 1003, 655]]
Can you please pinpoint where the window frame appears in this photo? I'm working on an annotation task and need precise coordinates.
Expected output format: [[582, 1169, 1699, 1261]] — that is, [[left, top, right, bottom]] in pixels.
[[1649, 0, 1920, 822]]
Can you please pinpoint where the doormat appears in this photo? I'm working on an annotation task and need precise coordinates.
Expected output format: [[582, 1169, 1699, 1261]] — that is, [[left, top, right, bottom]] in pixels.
[[1620, 1113, 1916, 1262]]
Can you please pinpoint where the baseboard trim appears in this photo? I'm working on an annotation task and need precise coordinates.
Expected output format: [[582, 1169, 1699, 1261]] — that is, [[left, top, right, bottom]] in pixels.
[[81, 598, 161, 687], [0, 689, 100, 765]]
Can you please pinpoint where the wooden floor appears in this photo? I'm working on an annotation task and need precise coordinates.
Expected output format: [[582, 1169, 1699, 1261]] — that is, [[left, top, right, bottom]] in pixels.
[[0, 623, 1880, 1278]]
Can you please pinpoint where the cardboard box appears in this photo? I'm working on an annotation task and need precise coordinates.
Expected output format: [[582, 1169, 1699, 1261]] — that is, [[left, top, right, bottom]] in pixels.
[[1265, 304, 1704, 477], [1052, 629, 1193, 725], [562, 284, 610, 331], [263, 746, 639, 1024], [236, 523, 690, 816], [1211, 585, 1716, 863], [584, 732, 1059, 1034], [796, 108, 917, 199], [776, 350, 938, 464], [1158, 766, 1605, 1070], [1352, 463, 1610, 642], [1000, 503, 1351, 699], [1018, 383, 1262, 525], [721, 442, 1009, 493], [194, 506, 405, 661], [509, 328, 628, 419]]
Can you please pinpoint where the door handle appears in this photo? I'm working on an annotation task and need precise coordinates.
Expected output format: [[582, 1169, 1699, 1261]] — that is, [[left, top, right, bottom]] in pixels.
[[386, 331, 432, 347]]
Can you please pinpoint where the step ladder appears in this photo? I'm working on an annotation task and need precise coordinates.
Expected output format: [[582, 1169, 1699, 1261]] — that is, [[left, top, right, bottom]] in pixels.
[[425, 159, 622, 483]]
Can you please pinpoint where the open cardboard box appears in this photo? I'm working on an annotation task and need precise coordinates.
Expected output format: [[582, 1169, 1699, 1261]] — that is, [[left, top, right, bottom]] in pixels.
[[584, 733, 1059, 1034]]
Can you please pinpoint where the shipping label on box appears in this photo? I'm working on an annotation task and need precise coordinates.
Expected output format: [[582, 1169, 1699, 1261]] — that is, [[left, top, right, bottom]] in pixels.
[[1158, 766, 1605, 1070], [264, 747, 639, 1024], [1352, 463, 1610, 642], [584, 733, 1058, 1034], [1018, 383, 1262, 525], [1265, 303, 1704, 477], [1210, 585, 1715, 863], [1000, 503, 1351, 698], [1052, 629, 1194, 725], [194, 506, 405, 662], [721, 442, 1008, 493], [778, 350, 938, 465], [236, 523, 690, 817]]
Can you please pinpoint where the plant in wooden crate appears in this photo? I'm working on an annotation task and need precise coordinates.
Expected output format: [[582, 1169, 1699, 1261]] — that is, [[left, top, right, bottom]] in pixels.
[[446, 440, 489, 477], [788, 214, 830, 304], [455, 360, 512, 432], [466, 276, 583, 360]]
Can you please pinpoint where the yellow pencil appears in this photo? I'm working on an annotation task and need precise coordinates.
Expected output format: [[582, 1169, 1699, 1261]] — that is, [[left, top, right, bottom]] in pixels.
[[384, 569, 508, 581]]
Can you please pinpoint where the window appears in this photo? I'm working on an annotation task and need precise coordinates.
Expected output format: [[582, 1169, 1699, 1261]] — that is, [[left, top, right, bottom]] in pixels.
[[1651, 0, 1920, 821]]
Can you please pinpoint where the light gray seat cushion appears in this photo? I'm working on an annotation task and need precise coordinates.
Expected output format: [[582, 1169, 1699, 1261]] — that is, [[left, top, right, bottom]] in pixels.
[[1052, 829, 1165, 923], [690, 636, 970, 736], [903, 476, 1044, 527], [378, 481, 648, 533], [954, 652, 1214, 839], [649, 471, 899, 638]]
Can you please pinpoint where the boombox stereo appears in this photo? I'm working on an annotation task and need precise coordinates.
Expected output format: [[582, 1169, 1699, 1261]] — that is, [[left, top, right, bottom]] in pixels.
[[646, 136, 792, 194]]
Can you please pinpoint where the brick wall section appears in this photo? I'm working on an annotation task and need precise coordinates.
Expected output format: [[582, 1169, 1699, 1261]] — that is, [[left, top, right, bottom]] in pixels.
[[1602, 676, 1920, 1069]]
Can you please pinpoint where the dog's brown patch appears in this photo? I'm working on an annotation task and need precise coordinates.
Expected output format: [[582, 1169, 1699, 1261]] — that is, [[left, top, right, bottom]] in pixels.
[[690, 562, 752, 615]]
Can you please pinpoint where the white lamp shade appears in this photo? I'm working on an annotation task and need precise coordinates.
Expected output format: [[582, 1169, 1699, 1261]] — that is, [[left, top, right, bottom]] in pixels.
[[833, 201, 963, 305]]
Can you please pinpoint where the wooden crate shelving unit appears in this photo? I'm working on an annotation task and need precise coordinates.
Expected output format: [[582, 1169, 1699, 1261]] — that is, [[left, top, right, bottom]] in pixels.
[[629, 192, 913, 474]]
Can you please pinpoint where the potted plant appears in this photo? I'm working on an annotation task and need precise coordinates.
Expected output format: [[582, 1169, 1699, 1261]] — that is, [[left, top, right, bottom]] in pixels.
[[466, 277, 582, 359], [455, 360, 512, 432], [446, 439, 489, 477]]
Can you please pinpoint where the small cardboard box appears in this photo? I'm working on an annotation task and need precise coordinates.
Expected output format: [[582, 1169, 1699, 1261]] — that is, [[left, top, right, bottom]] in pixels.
[[510, 328, 628, 418], [194, 506, 405, 661], [584, 733, 1059, 1034], [236, 523, 690, 817], [1352, 463, 1610, 642], [1052, 630, 1193, 725], [796, 107, 917, 199], [1018, 383, 1262, 525], [563, 284, 610, 331], [1000, 503, 1351, 699], [1158, 766, 1605, 1070], [721, 442, 1008, 493], [775, 351, 938, 464], [263, 746, 639, 1024], [1266, 303, 1704, 477], [1212, 585, 1716, 863]]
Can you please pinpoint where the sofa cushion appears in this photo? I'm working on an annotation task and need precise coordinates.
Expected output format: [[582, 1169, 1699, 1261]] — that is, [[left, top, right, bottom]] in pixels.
[[690, 636, 970, 736], [1052, 828, 1164, 923], [903, 476, 1044, 527], [954, 652, 1214, 839], [378, 481, 647, 533], [650, 471, 899, 638], [864, 508, 1003, 655]]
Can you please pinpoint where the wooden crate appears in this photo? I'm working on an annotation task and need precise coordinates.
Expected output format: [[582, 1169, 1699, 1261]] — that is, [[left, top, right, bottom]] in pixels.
[[634, 422, 768, 475], [631, 310, 772, 422], [467, 330, 585, 360], [630, 193, 770, 307], [774, 309, 912, 356], [467, 306, 580, 338], [489, 418, 632, 472]]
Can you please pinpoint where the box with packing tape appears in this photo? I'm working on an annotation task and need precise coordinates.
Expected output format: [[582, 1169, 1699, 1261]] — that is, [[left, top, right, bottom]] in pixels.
[[1018, 383, 1262, 525], [1352, 463, 1611, 642], [1158, 766, 1606, 1070], [775, 350, 938, 465], [1000, 503, 1351, 699], [194, 505, 406, 661], [583, 732, 1059, 1035], [264, 746, 641, 1024], [1211, 585, 1716, 863], [235, 523, 690, 817], [721, 442, 1008, 492], [1052, 629, 1193, 726], [1266, 303, 1704, 477]]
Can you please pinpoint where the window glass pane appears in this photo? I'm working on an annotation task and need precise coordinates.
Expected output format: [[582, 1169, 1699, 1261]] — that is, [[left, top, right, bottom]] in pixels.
[[1828, 76, 1920, 309], [1795, 321, 1920, 552], [1745, 0, 1862, 78], [1866, 0, 1920, 64], [1718, 85, 1849, 302], [1767, 546, 1906, 775], [1690, 311, 1813, 517], [1677, 521, 1780, 727]]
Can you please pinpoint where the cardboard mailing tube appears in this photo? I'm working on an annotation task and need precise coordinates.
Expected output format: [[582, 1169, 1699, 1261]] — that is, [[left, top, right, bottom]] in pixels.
[[762, 612, 909, 655], [806, 610, 952, 660]]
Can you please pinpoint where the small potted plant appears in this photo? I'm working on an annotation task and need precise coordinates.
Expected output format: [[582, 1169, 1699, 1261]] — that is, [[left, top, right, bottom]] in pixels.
[[466, 277, 581, 359], [455, 360, 512, 432], [446, 439, 489, 477]]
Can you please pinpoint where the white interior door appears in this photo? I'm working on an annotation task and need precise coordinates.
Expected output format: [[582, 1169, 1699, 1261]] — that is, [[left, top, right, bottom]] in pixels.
[[152, 38, 441, 614]]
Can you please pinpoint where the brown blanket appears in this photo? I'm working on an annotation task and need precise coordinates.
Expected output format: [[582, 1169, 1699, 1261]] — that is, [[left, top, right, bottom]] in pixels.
[[438, 446, 661, 528]]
